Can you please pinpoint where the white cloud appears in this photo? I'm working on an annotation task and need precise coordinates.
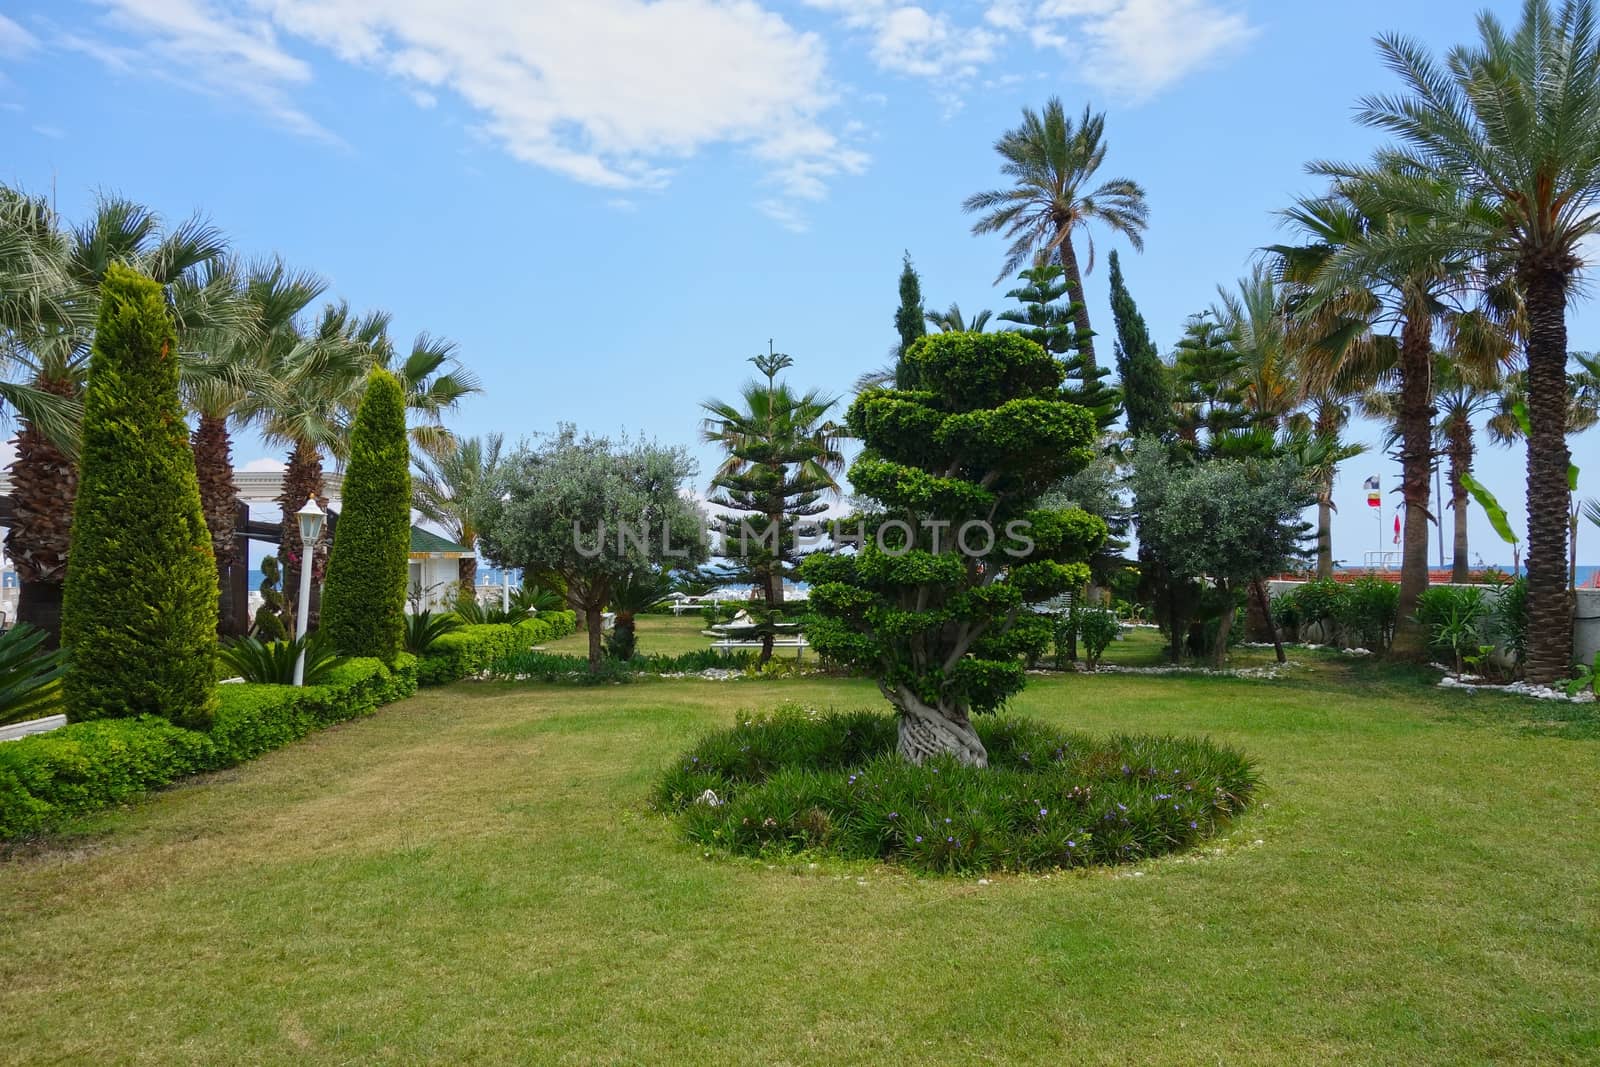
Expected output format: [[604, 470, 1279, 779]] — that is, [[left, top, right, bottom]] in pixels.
[[810, 0, 1250, 102], [78, 0, 866, 225], [240, 456, 287, 472], [1031, 0, 1254, 99], [0, 14, 37, 56]]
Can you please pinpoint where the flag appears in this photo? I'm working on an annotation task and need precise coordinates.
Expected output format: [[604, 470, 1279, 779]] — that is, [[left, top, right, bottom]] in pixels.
[[1364, 475, 1381, 508], [1393, 514, 1401, 544]]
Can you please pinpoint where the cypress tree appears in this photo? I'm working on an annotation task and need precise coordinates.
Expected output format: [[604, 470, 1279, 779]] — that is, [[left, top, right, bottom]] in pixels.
[[61, 263, 218, 728], [891, 252, 927, 388], [320, 369, 411, 663], [1108, 250, 1171, 438]]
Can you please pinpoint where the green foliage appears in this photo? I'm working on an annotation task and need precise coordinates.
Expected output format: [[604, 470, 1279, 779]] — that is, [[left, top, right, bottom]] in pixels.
[[1108, 250, 1170, 438], [404, 609, 463, 654], [0, 624, 67, 727], [997, 265, 1119, 429], [1416, 586, 1493, 674], [1460, 471, 1520, 546], [607, 569, 675, 660], [219, 633, 346, 685], [892, 251, 926, 369], [489, 647, 762, 684], [1563, 652, 1599, 697], [415, 611, 577, 686], [451, 582, 558, 625], [60, 263, 218, 730], [0, 655, 418, 838], [1336, 576, 1401, 652], [319, 369, 411, 663], [252, 556, 288, 640], [1076, 607, 1121, 670], [653, 707, 1257, 874], [1493, 576, 1529, 668]]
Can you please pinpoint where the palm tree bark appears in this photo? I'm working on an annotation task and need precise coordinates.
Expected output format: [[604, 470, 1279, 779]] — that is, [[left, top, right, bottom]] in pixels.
[[1390, 313, 1434, 659], [1316, 482, 1334, 579], [457, 555, 477, 600], [192, 413, 243, 634], [1057, 236, 1096, 375], [278, 440, 329, 635], [6, 376, 79, 645], [1521, 267, 1574, 685], [1447, 418, 1473, 584]]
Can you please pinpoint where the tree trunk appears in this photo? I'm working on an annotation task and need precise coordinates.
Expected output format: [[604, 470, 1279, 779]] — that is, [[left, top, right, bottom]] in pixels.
[[1316, 485, 1334, 579], [1448, 420, 1473, 585], [1390, 312, 1434, 659], [192, 413, 241, 635], [6, 375, 79, 645], [585, 603, 604, 671], [1521, 267, 1573, 683], [458, 554, 477, 600], [1057, 234, 1096, 376], [1165, 579, 1184, 664], [1251, 577, 1286, 663], [277, 441, 329, 634], [1211, 581, 1235, 668], [889, 684, 987, 767]]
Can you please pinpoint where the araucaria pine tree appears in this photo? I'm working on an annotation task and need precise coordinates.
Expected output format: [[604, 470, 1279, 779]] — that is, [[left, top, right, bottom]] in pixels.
[[61, 264, 218, 728], [802, 332, 1106, 767], [319, 369, 412, 663], [702, 348, 843, 661], [998, 265, 1119, 428], [1107, 250, 1170, 438]]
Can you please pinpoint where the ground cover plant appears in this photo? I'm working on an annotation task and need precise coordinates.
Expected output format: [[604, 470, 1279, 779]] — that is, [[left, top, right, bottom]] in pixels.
[[654, 705, 1256, 874]]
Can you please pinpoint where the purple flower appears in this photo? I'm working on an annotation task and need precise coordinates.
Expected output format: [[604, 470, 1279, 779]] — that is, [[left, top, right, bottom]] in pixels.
[[944, 817, 951, 824], [1067, 840, 1076, 848], [1189, 821, 1198, 829], [914, 835, 923, 843], [887, 812, 899, 820], [1039, 808, 1049, 817], [946, 836, 954, 843]]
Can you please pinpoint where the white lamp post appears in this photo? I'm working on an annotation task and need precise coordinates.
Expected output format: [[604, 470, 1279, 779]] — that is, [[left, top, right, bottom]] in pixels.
[[293, 496, 325, 687]]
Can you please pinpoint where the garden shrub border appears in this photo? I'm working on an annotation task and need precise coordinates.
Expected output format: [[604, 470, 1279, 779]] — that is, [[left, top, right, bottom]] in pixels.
[[416, 610, 576, 686], [0, 655, 418, 840]]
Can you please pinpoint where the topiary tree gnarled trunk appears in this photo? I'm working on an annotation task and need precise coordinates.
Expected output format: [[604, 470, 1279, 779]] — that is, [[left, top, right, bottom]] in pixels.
[[801, 331, 1105, 766]]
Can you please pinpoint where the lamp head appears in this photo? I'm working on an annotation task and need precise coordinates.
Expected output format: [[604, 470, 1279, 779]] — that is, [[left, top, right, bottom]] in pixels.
[[296, 495, 325, 543]]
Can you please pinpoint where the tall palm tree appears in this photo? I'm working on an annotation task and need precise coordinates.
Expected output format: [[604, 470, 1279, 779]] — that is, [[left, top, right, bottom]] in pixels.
[[413, 433, 504, 596], [1339, 0, 1600, 682], [1434, 357, 1507, 581], [1296, 389, 1366, 578], [0, 192, 240, 639], [1272, 179, 1482, 657], [963, 99, 1148, 375], [925, 303, 992, 334], [1212, 264, 1301, 432]]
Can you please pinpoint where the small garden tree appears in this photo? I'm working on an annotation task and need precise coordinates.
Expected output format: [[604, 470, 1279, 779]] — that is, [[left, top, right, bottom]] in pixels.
[[60, 264, 218, 728], [701, 348, 843, 662], [801, 331, 1105, 766], [1128, 438, 1314, 665], [476, 428, 707, 671], [320, 368, 411, 663]]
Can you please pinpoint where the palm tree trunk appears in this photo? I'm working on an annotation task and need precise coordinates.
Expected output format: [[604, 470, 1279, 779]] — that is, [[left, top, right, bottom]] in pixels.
[[278, 441, 328, 635], [1521, 267, 1574, 685], [192, 413, 242, 635], [6, 376, 78, 645], [457, 554, 477, 600], [1448, 419, 1473, 585], [1390, 313, 1434, 659], [1057, 235, 1096, 376], [1316, 483, 1334, 580]]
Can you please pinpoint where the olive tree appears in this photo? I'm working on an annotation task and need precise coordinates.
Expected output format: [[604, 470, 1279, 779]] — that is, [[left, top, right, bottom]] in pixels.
[[475, 427, 706, 670], [801, 331, 1105, 767]]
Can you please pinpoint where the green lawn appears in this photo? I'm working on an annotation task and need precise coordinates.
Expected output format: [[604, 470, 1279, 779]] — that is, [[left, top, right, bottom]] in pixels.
[[539, 611, 814, 658], [1, 651, 1597, 1063]]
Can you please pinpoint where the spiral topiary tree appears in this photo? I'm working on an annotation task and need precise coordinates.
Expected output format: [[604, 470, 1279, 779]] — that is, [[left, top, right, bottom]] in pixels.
[[801, 331, 1106, 766], [61, 263, 219, 728], [319, 369, 411, 663]]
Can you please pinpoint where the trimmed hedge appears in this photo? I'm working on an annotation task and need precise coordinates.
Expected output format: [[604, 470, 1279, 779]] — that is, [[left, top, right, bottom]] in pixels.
[[0, 654, 417, 839], [416, 611, 576, 686]]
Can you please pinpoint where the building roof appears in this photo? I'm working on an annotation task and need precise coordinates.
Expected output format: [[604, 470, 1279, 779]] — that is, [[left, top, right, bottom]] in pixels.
[[410, 527, 472, 558]]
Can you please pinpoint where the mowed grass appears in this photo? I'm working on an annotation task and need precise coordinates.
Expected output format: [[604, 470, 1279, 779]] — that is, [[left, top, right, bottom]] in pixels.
[[1, 647, 1597, 1063], [539, 611, 808, 659]]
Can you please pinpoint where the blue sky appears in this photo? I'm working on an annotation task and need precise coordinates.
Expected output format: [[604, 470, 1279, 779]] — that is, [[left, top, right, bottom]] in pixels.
[[2, 0, 1596, 569]]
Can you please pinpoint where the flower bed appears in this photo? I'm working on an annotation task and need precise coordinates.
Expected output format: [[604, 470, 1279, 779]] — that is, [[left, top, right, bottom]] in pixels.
[[654, 705, 1258, 875]]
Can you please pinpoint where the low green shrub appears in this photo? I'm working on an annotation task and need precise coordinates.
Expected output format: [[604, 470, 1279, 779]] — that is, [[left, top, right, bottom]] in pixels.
[[490, 647, 759, 683], [1337, 576, 1400, 651], [404, 610, 464, 654], [219, 633, 345, 685], [1416, 586, 1495, 675], [416, 611, 577, 686], [654, 706, 1258, 875], [1077, 607, 1121, 670], [0, 624, 67, 727], [1493, 576, 1528, 669], [0, 655, 418, 839]]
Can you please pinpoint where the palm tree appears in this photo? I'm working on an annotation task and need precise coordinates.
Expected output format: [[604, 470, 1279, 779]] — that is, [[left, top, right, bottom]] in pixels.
[[1212, 264, 1300, 432], [0, 192, 240, 638], [1297, 389, 1366, 578], [413, 433, 504, 597], [963, 99, 1148, 375], [925, 303, 992, 333], [1434, 357, 1506, 582], [1339, 0, 1600, 682], [1272, 179, 1483, 657], [702, 349, 843, 662]]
